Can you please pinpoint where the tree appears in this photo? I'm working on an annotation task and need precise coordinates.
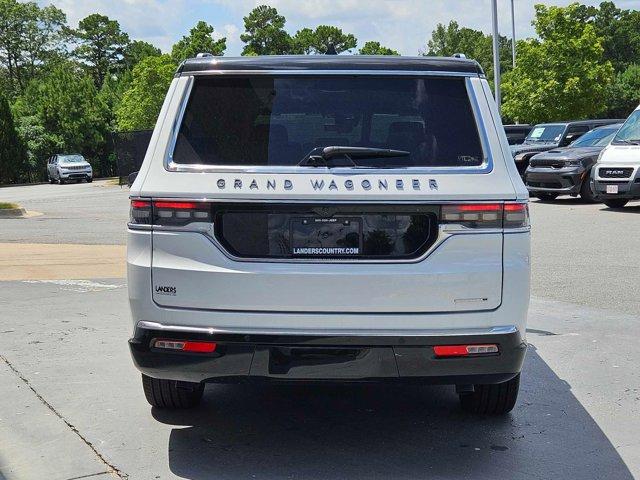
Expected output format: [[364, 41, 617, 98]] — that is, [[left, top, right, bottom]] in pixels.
[[291, 25, 357, 54], [289, 28, 315, 54], [606, 64, 640, 118], [424, 20, 511, 86], [124, 40, 161, 70], [171, 21, 226, 63], [71, 13, 130, 88], [0, 93, 27, 183], [11, 61, 109, 180], [501, 4, 614, 124], [0, 0, 67, 96], [358, 41, 399, 55], [240, 5, 290, 56], [116, 54, 176, 131], [591, 2, 640, 73]]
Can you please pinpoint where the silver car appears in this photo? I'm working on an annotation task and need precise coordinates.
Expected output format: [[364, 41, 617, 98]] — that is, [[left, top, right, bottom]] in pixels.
[[46, 154, 93, 184]]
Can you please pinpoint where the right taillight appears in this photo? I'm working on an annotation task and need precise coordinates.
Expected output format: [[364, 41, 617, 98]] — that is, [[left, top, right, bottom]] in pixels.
[[441, 202, 529, 229]]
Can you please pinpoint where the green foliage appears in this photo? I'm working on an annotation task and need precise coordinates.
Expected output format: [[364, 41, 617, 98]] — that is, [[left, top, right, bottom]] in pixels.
[[116, 54, 176, 131], [606, 64, 640, 118], [501, 4, 614, 124], [0, 0, 67, 97], [425, 20, 512, 86], [291, 25, 357, 54], [0, 93, 27, 183], [358, 41, 399, 56], [171, 21, 226, 63], [71, 13, 129, 88], [124, 40, 161, 70], [12, 61, 110, 179], [240, 5, 290, 56]]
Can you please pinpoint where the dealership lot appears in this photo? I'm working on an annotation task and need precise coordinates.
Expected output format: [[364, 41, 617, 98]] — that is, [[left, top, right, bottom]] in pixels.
[[1, 181, 640, 479]]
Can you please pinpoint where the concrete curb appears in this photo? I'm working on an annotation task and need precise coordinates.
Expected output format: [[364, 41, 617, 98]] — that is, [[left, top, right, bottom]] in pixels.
[[0, 208, 27, 218]]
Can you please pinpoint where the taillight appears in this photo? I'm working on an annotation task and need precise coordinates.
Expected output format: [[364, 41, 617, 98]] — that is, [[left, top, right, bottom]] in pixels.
[[152, 200, 211, 226], [130, 199, 151, 225], [441, 202, 529, 229], [503, 203, 529, 228], [129, 199, 212, 226]]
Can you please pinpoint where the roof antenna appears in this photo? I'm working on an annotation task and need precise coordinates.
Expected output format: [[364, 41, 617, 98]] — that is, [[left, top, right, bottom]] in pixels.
[[325, 43, 337, 55]]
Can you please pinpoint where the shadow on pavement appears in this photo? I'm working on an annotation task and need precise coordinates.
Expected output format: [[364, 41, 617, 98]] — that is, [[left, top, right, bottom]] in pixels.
[[153, 346, 633, 480]]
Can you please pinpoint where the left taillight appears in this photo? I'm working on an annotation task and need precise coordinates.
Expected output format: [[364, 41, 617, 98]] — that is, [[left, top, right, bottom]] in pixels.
[[129, 199, 212, 227], [130, 199, 152, 225]]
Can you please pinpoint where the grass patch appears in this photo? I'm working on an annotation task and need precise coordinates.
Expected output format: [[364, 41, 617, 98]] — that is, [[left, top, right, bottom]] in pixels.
[[0, 202, 19, 209]]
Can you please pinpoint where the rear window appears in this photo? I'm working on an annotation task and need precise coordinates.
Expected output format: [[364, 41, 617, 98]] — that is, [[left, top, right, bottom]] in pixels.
[[172, 76, 484, 168]]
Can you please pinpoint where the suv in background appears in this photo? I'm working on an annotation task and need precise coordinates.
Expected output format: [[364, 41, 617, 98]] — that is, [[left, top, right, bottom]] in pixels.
[[524, 123, 621, 202], [592, 105, 640, 208], [46, 154, 93, 184], [511, 119, 624, 176], [504, 124, 532, 145], [127, 55, 530, 415]]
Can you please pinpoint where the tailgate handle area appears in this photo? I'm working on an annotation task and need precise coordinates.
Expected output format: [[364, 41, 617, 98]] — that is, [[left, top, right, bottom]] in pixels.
[[268, 347, 364, 374]]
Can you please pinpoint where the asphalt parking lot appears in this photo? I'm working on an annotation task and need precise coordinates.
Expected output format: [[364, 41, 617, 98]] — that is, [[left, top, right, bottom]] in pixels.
[[1, 181, 639, 479]]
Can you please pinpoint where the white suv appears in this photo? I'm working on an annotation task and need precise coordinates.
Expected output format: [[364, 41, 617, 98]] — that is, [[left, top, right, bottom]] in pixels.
[[127, 55, 530, 415]]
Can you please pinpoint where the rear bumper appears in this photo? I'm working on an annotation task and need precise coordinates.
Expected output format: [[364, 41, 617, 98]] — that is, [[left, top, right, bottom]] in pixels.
[[129, 322, 526, 385], [524, 166, 585, 195]]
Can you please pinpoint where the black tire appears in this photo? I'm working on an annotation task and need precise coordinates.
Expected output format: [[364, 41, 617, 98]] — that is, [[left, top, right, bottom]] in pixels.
[[459, 373, 520, 414], [58, 177, 65, 184], [86, 177, 93, 183], [535, 193, 558, 202], [579, 176, 596, 203], [604, 199, 628, 209], [48, 175, 55, 184], [141, 374, 204, 409]]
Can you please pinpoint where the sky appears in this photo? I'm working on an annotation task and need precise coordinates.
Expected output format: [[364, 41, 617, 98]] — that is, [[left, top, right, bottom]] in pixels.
[[39, 0, 639, 56]]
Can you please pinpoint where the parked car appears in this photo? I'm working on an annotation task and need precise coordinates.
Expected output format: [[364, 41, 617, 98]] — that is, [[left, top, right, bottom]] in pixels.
[[510, 119, 624, 176], [592, 105, 640, 208], [524, 123, 622, 202], [504, 124, 533, 145], [46, 154, 93, 184], [127, 55, 530, 415]]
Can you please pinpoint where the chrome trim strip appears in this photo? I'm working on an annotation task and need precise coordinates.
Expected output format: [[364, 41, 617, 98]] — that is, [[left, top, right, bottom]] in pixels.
[[181, 69, 481, 77], [137, 320, 517, 337], [163, 73, 493, 175]]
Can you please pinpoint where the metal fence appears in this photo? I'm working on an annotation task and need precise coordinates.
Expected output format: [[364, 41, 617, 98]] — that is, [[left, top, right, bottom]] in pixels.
[[112, 130, 153, 185]]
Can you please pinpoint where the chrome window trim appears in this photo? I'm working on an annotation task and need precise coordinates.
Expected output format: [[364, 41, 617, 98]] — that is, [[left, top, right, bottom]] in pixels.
[[164, 74, 493, 175]]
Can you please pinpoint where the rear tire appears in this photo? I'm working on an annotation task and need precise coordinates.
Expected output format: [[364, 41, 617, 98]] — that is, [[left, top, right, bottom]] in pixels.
[[141, 374, 204, 409], [535, 193, 558, 202], [604, 199, 628, 209], [579, 176, 596, 203], [459, 373, 520, 414]]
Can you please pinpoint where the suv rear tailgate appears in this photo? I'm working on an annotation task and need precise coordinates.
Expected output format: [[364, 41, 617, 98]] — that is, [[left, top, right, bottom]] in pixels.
[[151, 230, 502, 313]]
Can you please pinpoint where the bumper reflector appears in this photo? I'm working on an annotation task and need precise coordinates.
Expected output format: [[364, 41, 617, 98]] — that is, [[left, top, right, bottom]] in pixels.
[[433, 344, 498, 357], [154, 339, 217, 353]]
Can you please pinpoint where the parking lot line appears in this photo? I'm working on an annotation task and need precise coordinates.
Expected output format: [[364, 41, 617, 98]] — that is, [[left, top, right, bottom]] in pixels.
[[0, 243, 126, 281]]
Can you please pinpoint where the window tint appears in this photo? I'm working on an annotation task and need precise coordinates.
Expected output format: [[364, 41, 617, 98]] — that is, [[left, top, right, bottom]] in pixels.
[[172, 76, 484, 168]]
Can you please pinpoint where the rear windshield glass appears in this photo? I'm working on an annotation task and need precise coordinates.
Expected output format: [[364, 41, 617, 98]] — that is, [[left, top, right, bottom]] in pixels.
[[172, 76, 484, 168]]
